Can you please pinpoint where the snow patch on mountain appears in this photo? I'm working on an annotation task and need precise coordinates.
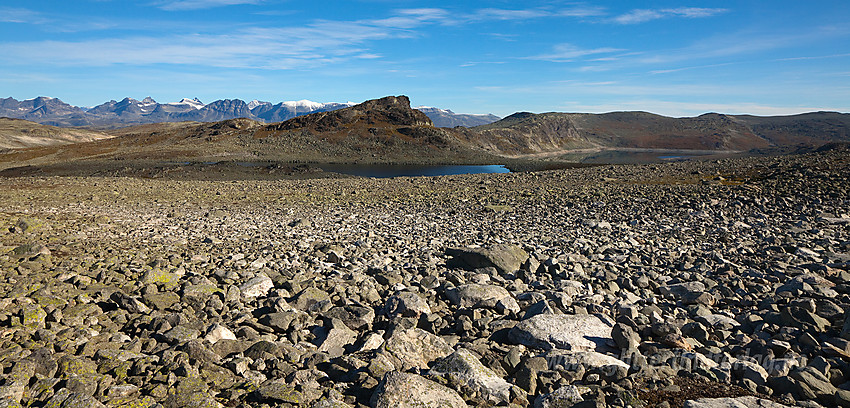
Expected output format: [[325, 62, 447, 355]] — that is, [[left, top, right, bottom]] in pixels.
[[247, 99, 270, 110], [168, 98, 205, 110]]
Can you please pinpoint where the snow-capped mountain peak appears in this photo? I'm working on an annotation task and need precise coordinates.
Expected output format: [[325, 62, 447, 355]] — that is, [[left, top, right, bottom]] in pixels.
[[168, 98, 205, 110], [281, 100, 325, 111], [247, 99, 271, 110]]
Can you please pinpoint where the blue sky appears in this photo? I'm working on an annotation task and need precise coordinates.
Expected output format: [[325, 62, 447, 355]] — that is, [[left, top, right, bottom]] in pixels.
[[1, 1, 848, 117]]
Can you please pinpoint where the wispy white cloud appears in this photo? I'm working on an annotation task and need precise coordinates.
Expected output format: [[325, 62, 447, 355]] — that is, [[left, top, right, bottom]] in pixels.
[[613, 7, 728, 24], [556, 6, 607, 18], [526, 43, 625, 62], [473, 8, 552, 20], [0, 7, 50, 24], [155, 0, 264, 11], [369, 9, 451, 29], [650, 62, 738, 74], [460, 61, 507, 68], [0, 16, 418, 69], [775, 53, 850, 61], [0, 6, 616, 70], [391, 5, 607, 26]]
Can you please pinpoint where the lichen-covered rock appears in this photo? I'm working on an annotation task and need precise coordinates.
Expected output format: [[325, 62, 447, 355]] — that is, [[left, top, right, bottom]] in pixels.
[[371, 371, 467, 408], [534, 385, 584, 408], [430, 348, 519, 404], [164, 377, 223, 408], [20, 304, 47, 330], [142, 269, 180, 290], [45, 388, 107, 408], [295, 287, 330, 311], [56, 356, 97, 378], [253, 382, 304, 404], [383, 328, 453, 370]]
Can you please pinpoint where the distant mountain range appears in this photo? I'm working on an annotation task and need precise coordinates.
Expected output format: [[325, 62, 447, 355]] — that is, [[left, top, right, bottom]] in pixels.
[[3, 95, 848, 170], [0, 96, 501, 129], [413, 107, 501, 128]]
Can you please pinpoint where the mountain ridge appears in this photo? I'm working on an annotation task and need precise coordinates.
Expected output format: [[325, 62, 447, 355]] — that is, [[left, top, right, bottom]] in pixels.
[[0, 96, 500, 129], [461, 110, 850, 154], [1, 95, 848, 166]]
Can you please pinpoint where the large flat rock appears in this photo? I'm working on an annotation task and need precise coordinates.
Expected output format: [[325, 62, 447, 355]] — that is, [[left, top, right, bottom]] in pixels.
[[371, 371, 467, 408], [446, 244, 528, 274], [684, 396, 791, 408], [509, 314, 614, 351]]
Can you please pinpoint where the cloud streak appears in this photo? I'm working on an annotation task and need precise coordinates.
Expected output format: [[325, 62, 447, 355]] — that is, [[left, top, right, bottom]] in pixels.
[[613, 7, 728, 24], [155, 0, 264, 11], [0, 7, 50, 24], [0, 14, 425, 70], [0, 6, 614, 70], [526, 43, 625, 62]]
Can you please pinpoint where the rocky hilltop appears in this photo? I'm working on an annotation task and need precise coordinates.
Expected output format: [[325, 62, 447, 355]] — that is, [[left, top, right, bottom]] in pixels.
[[0, 118, 113, 150], [0, 148, 847, 407]]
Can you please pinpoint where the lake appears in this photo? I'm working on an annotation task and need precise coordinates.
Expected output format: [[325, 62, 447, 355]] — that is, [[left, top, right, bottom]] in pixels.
[[318, 164, 510, 178]]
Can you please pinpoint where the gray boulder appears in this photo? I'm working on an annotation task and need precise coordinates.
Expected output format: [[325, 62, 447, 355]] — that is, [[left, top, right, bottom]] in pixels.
[[45, 388, 107, 408], [446, 244, 528, 274], [429, 348, 517, 404], [383, 328, 453, 370], [509, 314, 614, 351], [383, 291, 431, 317], [239, 273, 274, 299], [446, 283, 519, 313], [684, 396, 791, 408], [318, 319, 358, 358], [545, 350, 630, 371], [371, 371, 467, 408], [534, 385, 584, 408]]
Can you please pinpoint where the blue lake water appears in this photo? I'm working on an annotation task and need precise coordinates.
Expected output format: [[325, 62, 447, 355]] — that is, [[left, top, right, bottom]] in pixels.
[[318, 164, 511, 178]]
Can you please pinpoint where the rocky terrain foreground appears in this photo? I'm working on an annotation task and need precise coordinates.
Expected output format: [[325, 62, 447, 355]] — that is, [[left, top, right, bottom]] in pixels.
[[0, 149, 848, 408]]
